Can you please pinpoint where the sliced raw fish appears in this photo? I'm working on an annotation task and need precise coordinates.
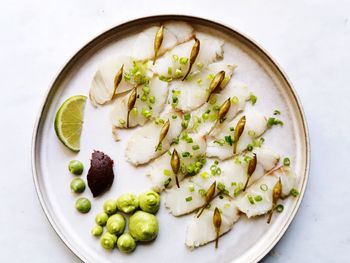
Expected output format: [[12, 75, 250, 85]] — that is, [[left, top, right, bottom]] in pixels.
[[125, 111, 183, 166], [110, 77, 168, 128]]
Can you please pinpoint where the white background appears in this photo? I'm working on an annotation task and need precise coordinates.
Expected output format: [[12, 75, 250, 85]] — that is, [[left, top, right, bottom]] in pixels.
[[1, 0, 349, 262]]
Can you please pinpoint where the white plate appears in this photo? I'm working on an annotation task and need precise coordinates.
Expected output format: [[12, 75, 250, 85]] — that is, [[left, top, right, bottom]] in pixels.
[[32, 15, 310, 263]]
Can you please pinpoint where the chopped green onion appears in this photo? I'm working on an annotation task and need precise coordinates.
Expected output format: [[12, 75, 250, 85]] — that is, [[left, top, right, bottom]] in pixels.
[[182, 152, 190, 158], [248, 130, 256, 137], [231, 182, 237, 187], [234, 158, 242, 165], [149, 96, 156, 104], [159, 75, 172, 82], [167, 67, 173, 75], [189, 185, 195, 192], [155, 118, 164, 125], [196, 62, 204, 70], [224, 135, 233, 146], [192, 145, 200, 151], [273, 110, 281, 115], [248, 195, 255, 205], [142, 86, 150, 95], [260, 184, 268, 191], [179, 57, 189, 65], [276, 204, 284, 213], [202, 113, 209, 120], [254, 195, 263, 202], [198, 189, 206, 196], [267, 117, 284, 128], [172, 114, 177, 119], [141, 108, 152, 118], [131, 107, 138, 115], [231, 96, 239, 104], [200, 172, 209, 179], [175, 68, 182, 77], [185, 196, 192, 202], [290, 188, 299, 197], [214, 160, 219, 165], [247, 144, 253, 151], [163, 169, 171, 176], [229, 127, 235, 131], [119, 119, 126, 125], [197, 79, 202, 86], [141, 94, 147, 102], [184, 112, 191, 120], [181, 120, 188, 129], [219, 195, 224, 199], [214, 139, 225, 146], [217, 182, 226, 192], [164, 178, 172, 187], [283, 157, 290, 166], [207, 74, 215, 80], [249, 93, 257, 105], [172, 54, 179, 62]]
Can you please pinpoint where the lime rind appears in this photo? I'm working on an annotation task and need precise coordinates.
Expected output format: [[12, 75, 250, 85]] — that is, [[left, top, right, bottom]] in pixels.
[[54, 95, 87, 152]]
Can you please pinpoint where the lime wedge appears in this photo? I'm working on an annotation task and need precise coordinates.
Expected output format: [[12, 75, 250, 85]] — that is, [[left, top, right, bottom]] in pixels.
[[54, 95, 87, 152]]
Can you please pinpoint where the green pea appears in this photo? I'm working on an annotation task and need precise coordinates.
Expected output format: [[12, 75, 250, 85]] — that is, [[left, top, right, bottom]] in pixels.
[[103, 199, 117, 215], [70, 178, 85, 193], [100, 232, 117, 249], [95, 212, 109, 226], [75, 197, 91, 213], [91, 225, 103, 236], [117, 233, 136, 253], [68, 160, 84, 175]]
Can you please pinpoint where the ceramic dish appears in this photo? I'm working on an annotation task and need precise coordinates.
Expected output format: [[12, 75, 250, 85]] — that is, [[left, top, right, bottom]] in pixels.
[[32, 15, 309, 263]]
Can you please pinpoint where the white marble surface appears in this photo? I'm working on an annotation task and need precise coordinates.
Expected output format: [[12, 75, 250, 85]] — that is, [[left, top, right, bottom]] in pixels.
[[1, 0, 349, 262]]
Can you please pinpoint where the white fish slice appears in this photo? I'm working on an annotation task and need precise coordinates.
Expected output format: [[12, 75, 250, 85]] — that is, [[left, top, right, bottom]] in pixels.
[[185, 195, 240, 249], [235, 166, 296, 218], [186, 82, 250, 134], [164, 147, 279, 216], [147, 133, 207, 192], [171, 62, 237, 112], [125, 111, 183, 166], [89, 56, 135, 105], [132, 21, 194, 61], [206, 111, 267, 160], [151, 34, 224, 80], [110, 77, 168, 128]]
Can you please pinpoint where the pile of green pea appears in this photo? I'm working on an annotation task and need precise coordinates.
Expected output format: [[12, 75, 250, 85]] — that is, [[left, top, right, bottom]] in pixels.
[[68, 160, 92, 213], [92, 191, 161, 253]]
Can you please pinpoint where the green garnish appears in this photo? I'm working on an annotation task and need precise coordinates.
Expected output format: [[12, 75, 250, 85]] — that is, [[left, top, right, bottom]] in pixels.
[[164, 178, 172, 187], [184, 112, 191, 120], [249, 93, 257, 105], [290, 188, 299, 197], [267, 117, 284, 128], [283, 157, 291, 166], [180, 57, 189, 65], [224, 135, 233, 146], [185, 196, 192, 202], [254, 195, 263, 202], [163, 169, 171, 176], [260, 184, 268, 191], [276, 204, 284, 213], [274, 110, 281, 115], [182, 152, 190, 158], [248, 195, 255, 205], [192, 145, 200, 151]]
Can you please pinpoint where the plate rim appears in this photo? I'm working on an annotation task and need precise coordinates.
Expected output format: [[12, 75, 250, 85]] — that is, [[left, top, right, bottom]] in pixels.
[[31, 14, 310, 263]]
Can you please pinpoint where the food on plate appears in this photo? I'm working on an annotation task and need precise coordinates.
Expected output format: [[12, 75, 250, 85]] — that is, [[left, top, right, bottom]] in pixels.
[[103, 199, 118, 215], [95, 212, 109, 226], [152, 33, 224, 80], [170, 63, 236, 112], [100, 232, 117, 249], [182, 38, 200, 80], [147, 133, 207, 192], [153, 25, 164, 65], [68, 160, 84, 175], [106, 214, 126, 235], [117, 233, 137, 253], [116, 193, 139, 214], [55, 21, 300, 253], [129, 211, 159, 242], [164, 147, 279, 216], [75, 197, 91, 213], [91, 225, 104, 237], [125, 111, 183, 165], [187, 82, 250, 135], [70, 178, 85, 193], [132, 21, 194, 61], [54, 95, 87, 152], [87, 151, 114, 197], [236, 166, 296, 220], [185, 195, 240, 249], [138, 190, 160, 214], [110, 77, 169, 129], [206, 111, 268, 160]]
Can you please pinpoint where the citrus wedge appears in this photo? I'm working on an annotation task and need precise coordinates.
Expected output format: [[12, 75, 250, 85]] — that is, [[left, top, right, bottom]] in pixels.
[[54, 95, 87, 152]]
